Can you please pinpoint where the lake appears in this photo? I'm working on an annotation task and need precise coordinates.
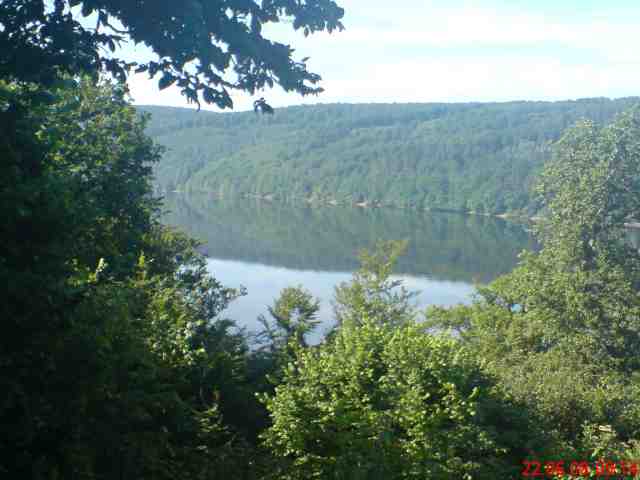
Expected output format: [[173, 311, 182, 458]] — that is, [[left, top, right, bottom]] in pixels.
[[161, 193, 536, 339]]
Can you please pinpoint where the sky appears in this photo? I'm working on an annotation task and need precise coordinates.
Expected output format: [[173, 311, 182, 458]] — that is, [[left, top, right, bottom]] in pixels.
[[122, 0, 640, 111]]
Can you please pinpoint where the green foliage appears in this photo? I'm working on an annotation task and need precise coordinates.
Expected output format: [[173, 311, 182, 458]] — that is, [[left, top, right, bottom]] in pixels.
[[0, 79, 263, 479], [44, 79, 162, 276], [8, 1, 640, 474], [251, 286, 322, 401], [261, 319, 539, 480], [258, 286, 321, 351], [333, 240, 418, 328], [484, 108, 640, 373], [427, 106, 640, 458], [1, 2, 352, 477], [535, 110, 640, 271], [145, 98, 639, 214], [1, 0, 344, 107]]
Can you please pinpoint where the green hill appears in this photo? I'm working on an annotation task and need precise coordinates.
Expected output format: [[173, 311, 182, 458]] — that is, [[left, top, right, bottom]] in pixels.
[[143, 98, 639, 214]]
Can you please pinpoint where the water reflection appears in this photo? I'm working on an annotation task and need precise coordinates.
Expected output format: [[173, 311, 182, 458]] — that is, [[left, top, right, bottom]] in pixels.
[[206, 258, 475, 342], [629, 228, 640, 251], [162, 193, 536, 283], [160, 193, 536, 335]]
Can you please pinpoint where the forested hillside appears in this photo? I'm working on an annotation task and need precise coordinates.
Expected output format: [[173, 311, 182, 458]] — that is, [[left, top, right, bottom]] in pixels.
[[144, 98, 639, 214], [9, 1, 640, 477]]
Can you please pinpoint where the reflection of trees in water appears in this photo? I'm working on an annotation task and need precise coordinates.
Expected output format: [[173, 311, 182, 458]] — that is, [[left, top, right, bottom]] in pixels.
[[161, 193, 537, 283], [629, 229, 640, 251]]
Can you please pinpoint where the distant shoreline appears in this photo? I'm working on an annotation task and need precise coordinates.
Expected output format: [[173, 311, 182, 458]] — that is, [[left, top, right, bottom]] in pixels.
[[164, 189, 640, 231], [164, 189, 534, 223]]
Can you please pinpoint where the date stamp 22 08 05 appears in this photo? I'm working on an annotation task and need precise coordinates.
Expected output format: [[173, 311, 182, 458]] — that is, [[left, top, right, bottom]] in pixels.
[[521, 459, 640, 478]]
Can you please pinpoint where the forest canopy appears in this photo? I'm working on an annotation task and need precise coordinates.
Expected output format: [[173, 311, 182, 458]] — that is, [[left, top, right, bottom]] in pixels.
[[144, 97, 639, 214], [5, 0, 640, 478], [1, 0, 344, 107]]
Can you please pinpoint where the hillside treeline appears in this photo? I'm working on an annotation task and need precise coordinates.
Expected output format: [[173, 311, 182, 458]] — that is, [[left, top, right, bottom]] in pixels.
[[7, 70, 640, 480], [7, 2, 640, 477], [146, 97, 638, 214]]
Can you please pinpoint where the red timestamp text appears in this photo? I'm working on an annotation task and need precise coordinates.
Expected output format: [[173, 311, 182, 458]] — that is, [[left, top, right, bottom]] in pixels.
[[521, 459, 640, 477]]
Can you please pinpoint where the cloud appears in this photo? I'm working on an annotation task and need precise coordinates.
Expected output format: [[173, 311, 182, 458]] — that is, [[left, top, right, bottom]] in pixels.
[[302, 7, 637, 58], [318, 55, 640, 103], [126, 3, 640, 109]]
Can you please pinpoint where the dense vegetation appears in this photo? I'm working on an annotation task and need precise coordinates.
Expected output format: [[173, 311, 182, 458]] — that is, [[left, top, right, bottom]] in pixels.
[[145, 97, 639, 214], [425, 109, 640, 473], [5, 1, 640, 479], [260, 108, 640, 479], [0, 1, 344, 478]]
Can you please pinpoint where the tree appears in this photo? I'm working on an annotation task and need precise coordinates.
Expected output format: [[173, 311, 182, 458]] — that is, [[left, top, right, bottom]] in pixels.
[[144, 98, 637, 213], [249, 286, 321, 411], [0, 79, 263, 479], [333, 240, 417, 328], [426, 107, 640, 456], [259, 239, 545, 479], [261, 319, 540, 480], [1, 0, 345, 108], [257, 285, 321, 352], [488, 108, 640, 372]]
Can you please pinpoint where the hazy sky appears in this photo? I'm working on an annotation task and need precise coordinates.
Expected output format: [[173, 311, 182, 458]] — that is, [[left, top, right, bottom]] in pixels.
[[124, 0, 640, 111]]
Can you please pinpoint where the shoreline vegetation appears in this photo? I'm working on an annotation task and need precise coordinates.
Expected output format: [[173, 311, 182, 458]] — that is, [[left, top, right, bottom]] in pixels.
[[8, 2, 640, 478], [164, 188, 533, 221], [164, 189, 640, 229], [146, 99, 640, 217]]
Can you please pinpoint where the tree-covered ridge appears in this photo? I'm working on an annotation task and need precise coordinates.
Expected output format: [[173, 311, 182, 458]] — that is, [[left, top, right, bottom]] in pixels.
[[144, 97, 639, 214], [9, 0, 640, 475], [258, 107, 640, 479]]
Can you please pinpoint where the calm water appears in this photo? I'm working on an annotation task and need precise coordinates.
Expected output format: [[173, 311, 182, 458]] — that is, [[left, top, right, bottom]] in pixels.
[[161, 193, 536, 337]]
